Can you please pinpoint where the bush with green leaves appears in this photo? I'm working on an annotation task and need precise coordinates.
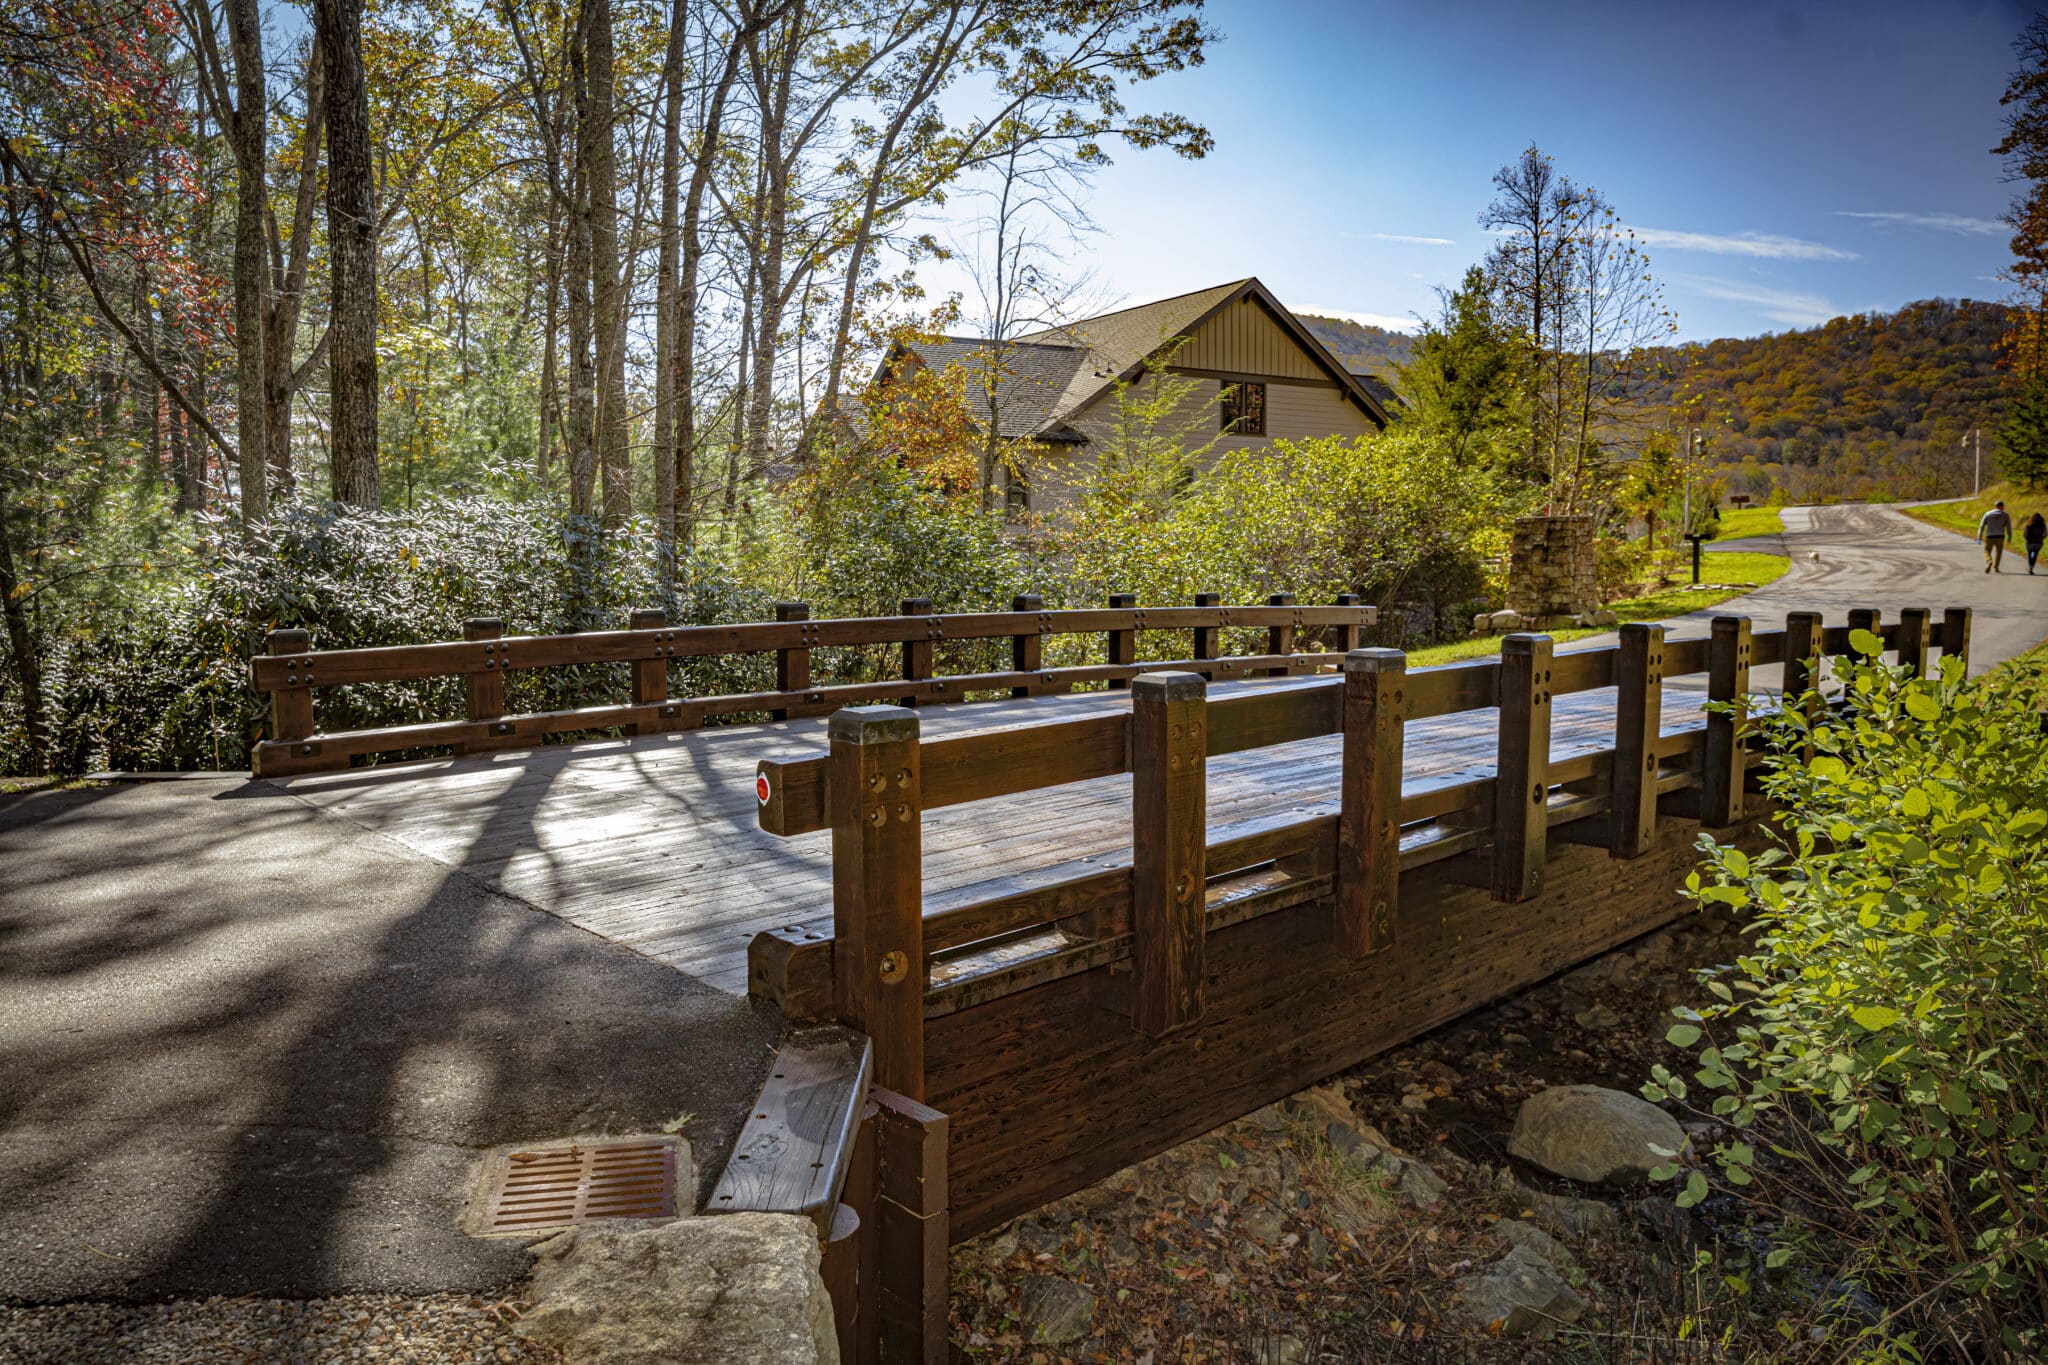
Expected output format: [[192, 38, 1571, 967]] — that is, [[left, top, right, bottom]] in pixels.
[[1648, 636, 2048, 1351]]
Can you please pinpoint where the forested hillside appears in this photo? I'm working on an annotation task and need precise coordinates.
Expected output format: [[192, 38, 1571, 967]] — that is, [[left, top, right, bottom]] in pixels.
[[1300, 298, 2013, 500]]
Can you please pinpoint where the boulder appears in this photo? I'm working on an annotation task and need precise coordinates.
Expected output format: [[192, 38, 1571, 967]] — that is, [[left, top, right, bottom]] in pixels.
[[519, 1213, 836, 1365], [1507, 1084, 1688, 1186], [1488, 609, 1523, 632], [1488, 1218, 1571, 1268], [1453, 1257, 1585, 1341], [1473, 612, 1493, 634], [1016, 1275, 1095, 1345], [1592, 609, 1620, 627]]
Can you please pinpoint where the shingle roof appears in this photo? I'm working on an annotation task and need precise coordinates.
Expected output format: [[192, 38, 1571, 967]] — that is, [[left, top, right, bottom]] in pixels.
[[880, 277, 1391, 441]]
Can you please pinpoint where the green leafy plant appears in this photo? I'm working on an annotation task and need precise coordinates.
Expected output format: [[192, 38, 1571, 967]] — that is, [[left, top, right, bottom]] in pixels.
[[1650, 638, 2048, 1353]]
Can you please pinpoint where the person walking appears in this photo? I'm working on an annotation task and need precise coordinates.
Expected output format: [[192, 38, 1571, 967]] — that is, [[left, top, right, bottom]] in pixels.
[[2027, 511, 2047, 575], [1979, 500, 2013, 573]]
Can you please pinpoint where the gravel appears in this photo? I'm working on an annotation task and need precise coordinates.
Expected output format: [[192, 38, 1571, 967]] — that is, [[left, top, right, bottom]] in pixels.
[[0, 1293, 563, 1364]]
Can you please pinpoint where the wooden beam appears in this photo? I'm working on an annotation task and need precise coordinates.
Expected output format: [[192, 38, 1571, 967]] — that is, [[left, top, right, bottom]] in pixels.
[[1129, 672, 1208, 1036], [869, 1088, 949, 1365], [1105, 593, 1137, 689], [899, 598, 935, 708], [1845, 607, 1881, 668], [773, 602, 813, 721], [264, 627, 314, 744], [626, 609, 670, 737], [1610, 623, 1663, 859], [708, 1025, 872, 1234], [1895, 607, 1932, 678], [1492, 633, 1553, 902], [1699, 616, 1752, 828], [1336, 648, 1404, 956], [1942, 606, 1972, 671], [1331, 593, 1362, 654], [1264, 593, 1296, 677], [830, 707, 925, 1099], [1191, 592, 1222, 662]]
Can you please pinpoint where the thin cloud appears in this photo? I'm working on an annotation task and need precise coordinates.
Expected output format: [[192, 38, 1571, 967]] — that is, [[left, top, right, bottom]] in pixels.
[[1837, 210, 2004, 236], [1302, 306, 1422, 333], [1626, 226, 1857, 262], [1338, 230, 1457, 246], [1672, 274, 1840, 329]]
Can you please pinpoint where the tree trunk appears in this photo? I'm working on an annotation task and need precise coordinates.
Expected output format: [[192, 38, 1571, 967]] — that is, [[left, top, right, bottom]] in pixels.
[[0, 479, 45, 771], [317, 0, 380, 509], [585, 0, 630, 526], [226, 0, 268, 524], [264, 35, 325, 492], [650, 0, 685, 580], [566, 10, 597, 521]]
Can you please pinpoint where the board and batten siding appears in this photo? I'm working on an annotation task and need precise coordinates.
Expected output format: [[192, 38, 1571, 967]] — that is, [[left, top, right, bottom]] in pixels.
[[1173, 294, 1327, 380]]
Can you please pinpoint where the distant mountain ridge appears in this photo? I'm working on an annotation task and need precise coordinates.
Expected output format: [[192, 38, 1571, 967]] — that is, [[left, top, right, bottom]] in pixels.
[[1298, 299, 2014, 498]]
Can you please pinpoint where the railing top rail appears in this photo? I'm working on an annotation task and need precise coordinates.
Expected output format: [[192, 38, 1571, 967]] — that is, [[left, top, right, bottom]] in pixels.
[[250, 602, 1379, 691]]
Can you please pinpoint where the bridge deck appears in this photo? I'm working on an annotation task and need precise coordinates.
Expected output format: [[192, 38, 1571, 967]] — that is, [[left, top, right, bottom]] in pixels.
[[267, 666, 1736, 996]]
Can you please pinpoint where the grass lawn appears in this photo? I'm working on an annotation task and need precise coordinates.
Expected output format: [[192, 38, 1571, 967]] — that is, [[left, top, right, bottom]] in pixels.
[[1406, 550, 1792, 668], [1900, 482, 2044, 538], [1709, 505, 1784, 542]]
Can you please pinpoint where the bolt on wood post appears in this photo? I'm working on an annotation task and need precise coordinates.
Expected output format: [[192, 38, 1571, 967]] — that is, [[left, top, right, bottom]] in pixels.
[[1130, 671, 1208, 1036], [1699, 616, 1753, 828], [1610, 624, 1664, 859], [1010, 593, 1044, 698], [1336, 648, 1404, 956], [1264, 592, 1296, 676], [899, 598, 935, 708], [829, 705, 925, 1101], [1106, 592, 1137, 690], [1895, 607, 1932, 678], [459, 618, 506, 753], [266, 628, 315, 743], [627, 609, 668, 735], [1492, 634, 1552, 903], [1941, 607, 1972, 672], [1191, 592, 1221, 664], [773, 602, 810, 721], [1331, 593, 1362, 654]]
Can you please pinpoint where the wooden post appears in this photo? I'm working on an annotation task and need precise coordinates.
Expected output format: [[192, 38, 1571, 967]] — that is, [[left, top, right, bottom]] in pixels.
[[1700, 616, 1753, 828], [1264, 592, 1296, 676], [1492, 633, 1552, 903], [829, 706, 925, 1100], [1010, 593, 1044, 698], [1191, 591, 1221, 664], [1941, 607, 1972, 672], [774, 602, 811, 721], [627, 609, 667, 735], [1130, 671, 1207, 1036], [869, 1088, 949, 1365], [1610, 623, 1663, 859], [1783, 611, 1821, 702], [266, 627, 315, 744], [899, 598, 935, 707], [1331, 593, 1363, 654], [1895, 607, 1932, 679], [1336, 648, 1404, 956], [458, 618, 507, 753], [1106, 592, 1137, 690]]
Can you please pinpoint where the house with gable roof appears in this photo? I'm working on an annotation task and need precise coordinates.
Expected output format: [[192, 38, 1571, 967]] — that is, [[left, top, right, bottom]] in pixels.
[[867, 277, 1394, 511]]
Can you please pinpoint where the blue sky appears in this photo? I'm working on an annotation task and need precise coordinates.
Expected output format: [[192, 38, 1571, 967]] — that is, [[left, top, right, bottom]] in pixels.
[[928, 0, 2034, 342]]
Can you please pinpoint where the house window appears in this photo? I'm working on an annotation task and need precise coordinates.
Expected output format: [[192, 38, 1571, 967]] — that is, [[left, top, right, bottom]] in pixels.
[[1221, 381, 1266, 436]]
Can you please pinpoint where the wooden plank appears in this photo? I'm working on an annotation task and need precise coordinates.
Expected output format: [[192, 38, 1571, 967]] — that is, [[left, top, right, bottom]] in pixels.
[[1335, 648, 1403, 957], [263, 628, 315, 744], [708, 1025, 872, 1234], [462, 618, 506, 725], [1845, 608, 1882, 668], [1330, 593, 1363, 654], [868, 1088, 949, 1365], [1405, 659, 1497, 721], [626, 609, 671, 737], [1105, 592, 1137, 690], [1749, 628, 1788, 668], [1492, 634, 1552, 902], [1895, 607, 1931, 678], [831, 707, 926, 1099], [1010, 594, 1045, 698], [1611, 623, 1663, 859], [1549, 645, 1615, 695], [1699, 616, 1753, 828], [899, 599, 935, 707], [1129, 672, 1207, 1036], [774, 602, 814, 721], [1663, 636, 1710, 678], [1191, 592, 1222, 661]]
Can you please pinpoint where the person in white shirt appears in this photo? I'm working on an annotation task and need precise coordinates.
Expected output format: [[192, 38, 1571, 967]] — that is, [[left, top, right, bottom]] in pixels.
[[1978, 501, 2013, 573]]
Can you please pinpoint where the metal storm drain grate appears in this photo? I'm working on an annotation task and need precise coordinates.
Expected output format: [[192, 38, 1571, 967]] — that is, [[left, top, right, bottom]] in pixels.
[[477, 1138, 678, 1235]]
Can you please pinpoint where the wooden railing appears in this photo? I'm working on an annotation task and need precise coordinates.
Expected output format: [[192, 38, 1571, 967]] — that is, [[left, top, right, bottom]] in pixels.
[[749, 607, 1970, 1100], [248, 593, 1377, 777]]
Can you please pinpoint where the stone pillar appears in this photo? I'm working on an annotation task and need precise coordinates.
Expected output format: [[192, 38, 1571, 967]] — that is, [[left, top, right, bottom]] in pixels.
[[1507, 516, 1597, 623]]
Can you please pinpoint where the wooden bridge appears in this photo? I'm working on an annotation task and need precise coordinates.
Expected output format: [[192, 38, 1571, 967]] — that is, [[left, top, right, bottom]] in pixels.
[[250, 597, 1969, 1362]]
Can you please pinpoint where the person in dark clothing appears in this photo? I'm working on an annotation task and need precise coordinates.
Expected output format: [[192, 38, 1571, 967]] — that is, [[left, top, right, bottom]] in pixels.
[[2027, 512, 2047, 575]]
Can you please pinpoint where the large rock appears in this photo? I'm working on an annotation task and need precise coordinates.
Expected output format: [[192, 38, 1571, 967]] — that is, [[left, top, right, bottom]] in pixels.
[[1016, 1275, 1095, 1345], [519, 1214, 837, 1365], [1507, 1084, 1688, 1186], [1453, 1257, 1585, 1340]]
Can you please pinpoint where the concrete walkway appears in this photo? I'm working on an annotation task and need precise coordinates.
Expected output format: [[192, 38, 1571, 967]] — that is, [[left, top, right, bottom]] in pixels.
[[0, 779, 778, 1304]]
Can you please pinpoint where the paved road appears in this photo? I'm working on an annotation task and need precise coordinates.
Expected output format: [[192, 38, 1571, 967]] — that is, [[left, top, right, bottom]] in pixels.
[[1563, 502, 2048, 679], [0, 779, 779, 1305]]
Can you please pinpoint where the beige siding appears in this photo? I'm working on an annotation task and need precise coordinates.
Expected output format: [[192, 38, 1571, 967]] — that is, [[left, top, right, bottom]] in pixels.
[[1015, 374, 1377, 512], [1175, 296, 1325, 379]]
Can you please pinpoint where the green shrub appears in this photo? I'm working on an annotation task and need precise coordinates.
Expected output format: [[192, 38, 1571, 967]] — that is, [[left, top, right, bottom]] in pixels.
[[1650, 639, 2048, 1352]]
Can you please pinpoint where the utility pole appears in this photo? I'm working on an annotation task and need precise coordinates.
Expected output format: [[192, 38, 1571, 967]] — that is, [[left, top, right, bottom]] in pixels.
[[1975, 427, 1982, 497]]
